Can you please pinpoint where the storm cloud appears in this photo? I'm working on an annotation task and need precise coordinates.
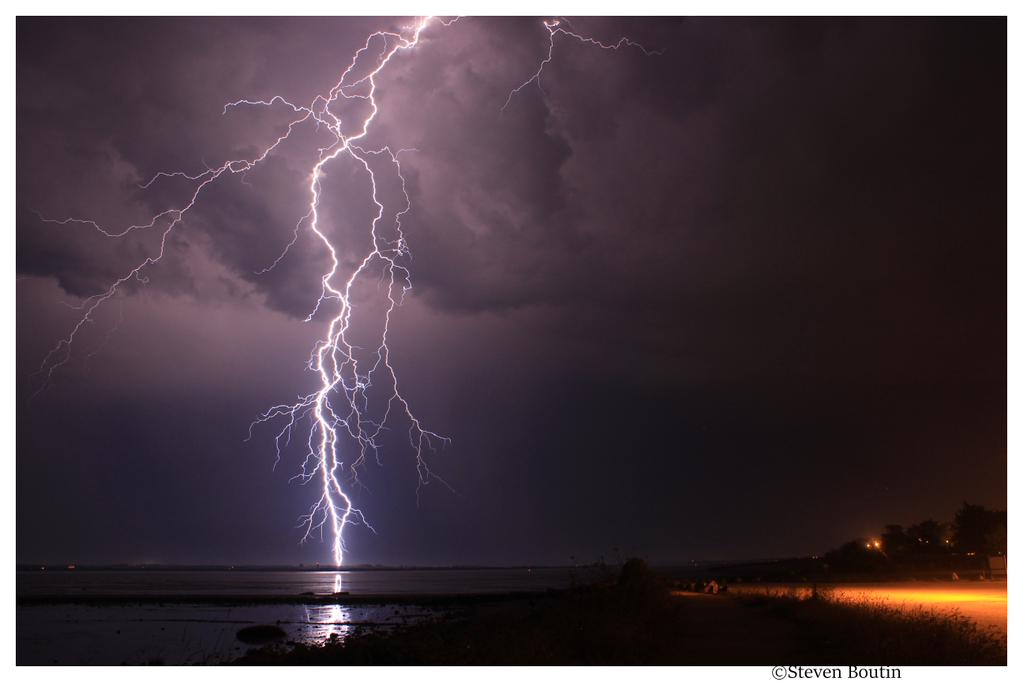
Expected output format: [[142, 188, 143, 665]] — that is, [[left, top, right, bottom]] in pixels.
[[17, 17, 1005, 566]]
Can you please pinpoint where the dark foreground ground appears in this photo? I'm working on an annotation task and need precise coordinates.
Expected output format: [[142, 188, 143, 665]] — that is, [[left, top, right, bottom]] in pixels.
[[234, 561, 1007, 665]]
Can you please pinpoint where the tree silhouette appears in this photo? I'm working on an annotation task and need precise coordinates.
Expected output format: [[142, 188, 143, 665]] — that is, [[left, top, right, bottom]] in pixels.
[[952, 503, 1006, 555], [881, 525, 910, 554], [906, 519, 948, 553]]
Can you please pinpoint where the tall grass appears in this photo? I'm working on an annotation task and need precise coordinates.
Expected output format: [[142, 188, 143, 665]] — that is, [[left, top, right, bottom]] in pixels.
[[737, 587, 1006, 665]]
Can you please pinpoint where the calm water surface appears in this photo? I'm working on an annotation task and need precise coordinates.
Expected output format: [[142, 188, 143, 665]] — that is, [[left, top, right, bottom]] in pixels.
[[18, 602, 436, 664], [17, 568, 595, 664], [17, 566, 585, 597]]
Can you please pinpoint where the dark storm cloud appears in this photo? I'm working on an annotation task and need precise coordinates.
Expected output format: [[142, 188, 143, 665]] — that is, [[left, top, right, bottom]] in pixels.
[[17, 17, 1005, 565]]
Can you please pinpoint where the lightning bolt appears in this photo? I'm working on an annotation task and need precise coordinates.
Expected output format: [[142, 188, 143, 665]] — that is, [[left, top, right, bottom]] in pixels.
[[31, 17, 658, 568], [503, 18, 662, 110]]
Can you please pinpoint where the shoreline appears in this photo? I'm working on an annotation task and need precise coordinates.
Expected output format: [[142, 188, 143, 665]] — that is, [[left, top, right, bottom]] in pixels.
[[17, 565, 1008, 665]]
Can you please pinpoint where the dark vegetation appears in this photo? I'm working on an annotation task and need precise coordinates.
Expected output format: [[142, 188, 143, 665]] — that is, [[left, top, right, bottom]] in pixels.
[[232, 558, 1006, 665], [657, 502, 1008, 584], [822, 502, 1006, 577]]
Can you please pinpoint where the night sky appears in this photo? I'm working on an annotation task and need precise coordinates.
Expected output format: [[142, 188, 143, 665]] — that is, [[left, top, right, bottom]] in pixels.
[[16, 17, 1005, 567]]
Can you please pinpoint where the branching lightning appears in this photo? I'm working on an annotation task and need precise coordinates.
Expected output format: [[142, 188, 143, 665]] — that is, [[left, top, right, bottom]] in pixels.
[[33, 16, 658, 567], [503, 18, 662, 110]]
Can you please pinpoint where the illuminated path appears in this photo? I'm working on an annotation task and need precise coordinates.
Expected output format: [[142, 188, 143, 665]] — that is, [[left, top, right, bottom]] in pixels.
[[728, 582, 1007, 635]]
